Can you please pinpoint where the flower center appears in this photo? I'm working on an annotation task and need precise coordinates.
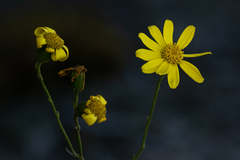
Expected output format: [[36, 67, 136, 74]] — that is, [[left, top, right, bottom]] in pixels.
[[161, 43, 184, 64], [44, 33, 64, 49]]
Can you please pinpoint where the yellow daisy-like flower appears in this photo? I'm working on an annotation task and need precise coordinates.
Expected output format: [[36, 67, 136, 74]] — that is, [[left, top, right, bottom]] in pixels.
[[136, 19, 212, 89], [34, 27, 69, 62], [82, 95, 107, 126]]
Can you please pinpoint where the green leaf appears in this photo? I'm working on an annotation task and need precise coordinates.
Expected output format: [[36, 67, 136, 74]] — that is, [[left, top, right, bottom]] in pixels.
[[74, 101, 87, 119], [36, 45, 51, 64]]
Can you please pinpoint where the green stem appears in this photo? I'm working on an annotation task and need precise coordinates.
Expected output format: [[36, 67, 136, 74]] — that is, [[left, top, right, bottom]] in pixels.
[[35, 62, 78, 158], [73, 93, 85, 160], [132, 75, 165, 160]]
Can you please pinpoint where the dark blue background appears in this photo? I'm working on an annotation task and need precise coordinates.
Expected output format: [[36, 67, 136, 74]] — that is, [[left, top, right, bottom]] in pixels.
[[0, 0, 240, 160]]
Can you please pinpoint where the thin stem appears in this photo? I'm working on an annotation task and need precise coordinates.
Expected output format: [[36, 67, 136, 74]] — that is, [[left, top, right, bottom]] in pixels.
[[133, 75, 165, 160], [35, 62, 78, 158], [73, 93, 85, 160]]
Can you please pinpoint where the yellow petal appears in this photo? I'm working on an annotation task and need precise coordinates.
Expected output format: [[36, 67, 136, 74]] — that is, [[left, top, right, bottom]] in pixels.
[[167, 64, 180, 89], [138, 33, 161, 52], [46, 47, 55, 53], [43, 27, 56, 33], [97, 95, 107, 105], [183, 52, 212, 58], [177, 25, 195, 49], [156, 61, 171, 75], [148, 25, 166, 49], [82, 114, 97, 126], [141, 59, 164, 74], [59, 45, 69, 62], [179, 60, 204, 83], [51, 48, 66, 61], [36, 37, 47, 48], [84, 108, 92, 115], [34, 27, 48, 36], [136, 49, 161, 61], [98, 117, 107, 123], [163, 19, 174, 45]]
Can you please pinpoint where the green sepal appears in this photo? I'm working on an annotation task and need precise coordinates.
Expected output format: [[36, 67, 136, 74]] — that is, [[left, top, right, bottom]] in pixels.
[[36, 45, 51, 64], [71, 71, 85, 94], [74, 101, 87, 119]]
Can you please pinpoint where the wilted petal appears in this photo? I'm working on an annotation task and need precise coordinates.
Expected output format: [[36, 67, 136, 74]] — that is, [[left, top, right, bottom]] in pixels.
[[97, 95, 107, 105], [46, 47, 55, 53], [36, 37, 47, 48], [141, 59, 163, 74], [183, 52, 212, 58], [136, 49, 161, 61], [43, 27, 56, 33], [138, 33, 161, 52], [179, 60, 204, 83], [167, 64, 180, 89], [51, 48, 67, 61], [34, 27, 48, 36], [177, 25, 195, 49], [163, 19, 174, 45], [59, 45, 69, 62]]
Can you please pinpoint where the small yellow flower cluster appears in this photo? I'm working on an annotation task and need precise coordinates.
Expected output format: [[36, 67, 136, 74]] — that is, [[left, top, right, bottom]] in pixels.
[[82, 95, 107, 126]]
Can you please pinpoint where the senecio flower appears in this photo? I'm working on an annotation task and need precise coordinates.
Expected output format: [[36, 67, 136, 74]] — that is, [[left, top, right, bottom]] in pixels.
[[82, 95, 107, 126], [136, 19, 212, 89], [34, 27, 69, 61]]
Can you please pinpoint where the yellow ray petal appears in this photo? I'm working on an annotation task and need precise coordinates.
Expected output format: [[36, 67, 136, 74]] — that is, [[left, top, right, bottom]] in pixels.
[[136, 49, 161, 61], [179, 60, 204, 83], [156, 61, 171, 75], [163, 19, 174, 45], [138, 33, 161, 52], [167, 64, 180, 89], [43, 27, 56, 33], [148, 25, 166, 49], [97, 95, 107, 105], [34, 27, 49, 36], [98, 117, 107, 123], [177, 25, 195, 49], [141, 59, 163, 74], [36, 37, 47, 48], [59, 45, 69, 62], [46, 47, 55, 53], [82, 114, 97, 126], [51, 48, 66, 61], [183, 52, 212, 58]]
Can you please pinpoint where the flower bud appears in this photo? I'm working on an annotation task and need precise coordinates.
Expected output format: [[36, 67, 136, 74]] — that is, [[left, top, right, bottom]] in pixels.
[[58, 65, 87, 94]]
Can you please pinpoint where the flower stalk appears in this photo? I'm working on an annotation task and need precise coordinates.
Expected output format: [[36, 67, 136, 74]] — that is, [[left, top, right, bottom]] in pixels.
[[132, 75, 165, 160], [73, 92, 85, 160], [35, 62, 78, 158]]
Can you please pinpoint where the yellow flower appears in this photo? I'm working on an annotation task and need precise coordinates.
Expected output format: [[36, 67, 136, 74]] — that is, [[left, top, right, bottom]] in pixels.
[[136, 19, 212, 89], [34, 27, 69, 62], [82, 95, 107, 126]]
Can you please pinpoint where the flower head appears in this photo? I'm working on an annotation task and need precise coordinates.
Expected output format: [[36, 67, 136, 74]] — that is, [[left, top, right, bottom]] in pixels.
[[34, 27, 69, 62], [82, 95, 107, 126], [136, 19, 212, 89]]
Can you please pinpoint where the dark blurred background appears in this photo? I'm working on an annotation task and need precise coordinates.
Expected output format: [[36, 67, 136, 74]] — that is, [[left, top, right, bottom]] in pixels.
[[1, 0, 240, 160]]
